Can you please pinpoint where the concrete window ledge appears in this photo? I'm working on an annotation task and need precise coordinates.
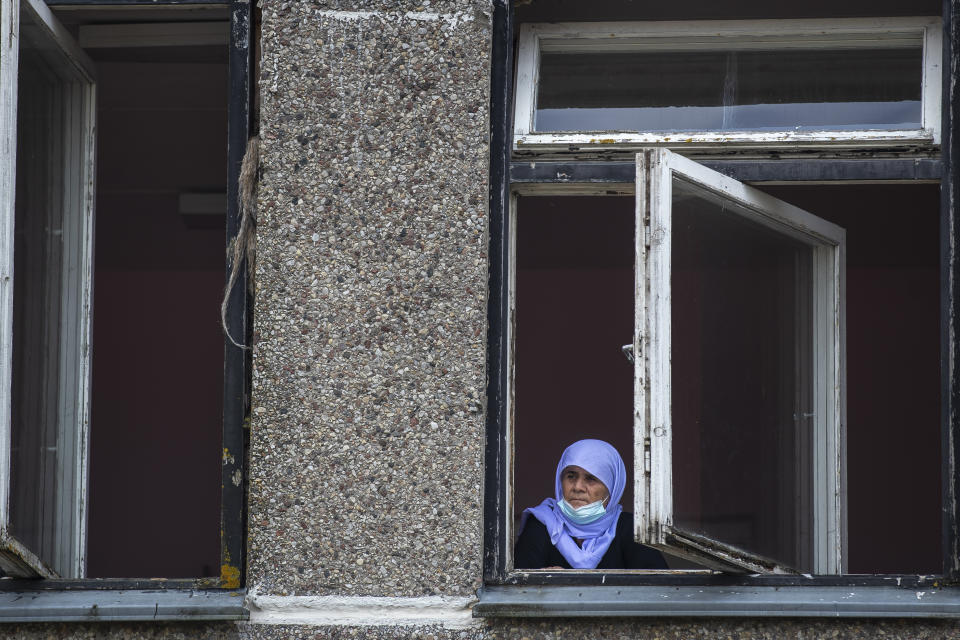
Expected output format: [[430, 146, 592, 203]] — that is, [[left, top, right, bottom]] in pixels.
[[474, 585, 960, 618], [0, 589, 248, 623]]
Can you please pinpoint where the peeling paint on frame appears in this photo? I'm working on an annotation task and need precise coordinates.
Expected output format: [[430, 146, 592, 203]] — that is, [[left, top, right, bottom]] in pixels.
[[514, 17, 943, 151]]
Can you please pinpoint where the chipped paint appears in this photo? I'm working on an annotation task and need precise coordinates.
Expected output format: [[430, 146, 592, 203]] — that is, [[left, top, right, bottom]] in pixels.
[[222, 448, 235, 466], [313, 9, 476, 30]]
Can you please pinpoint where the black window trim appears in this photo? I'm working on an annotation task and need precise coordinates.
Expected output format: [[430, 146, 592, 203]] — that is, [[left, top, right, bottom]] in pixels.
[[479, 0, 960, 617]]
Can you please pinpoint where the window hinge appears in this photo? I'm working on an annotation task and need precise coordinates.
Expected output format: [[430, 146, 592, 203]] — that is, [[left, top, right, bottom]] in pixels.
[[644, 445, 651, 473]]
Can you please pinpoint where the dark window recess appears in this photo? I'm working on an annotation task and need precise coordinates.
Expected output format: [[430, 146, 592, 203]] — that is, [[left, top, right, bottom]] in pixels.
[[760, 184, 941, 575], [512, 196, 636, 535], [86, 49, 227, 579]]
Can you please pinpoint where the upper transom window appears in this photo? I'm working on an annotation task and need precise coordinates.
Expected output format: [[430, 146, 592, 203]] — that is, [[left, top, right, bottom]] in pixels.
[[513, 17, 942, 152]]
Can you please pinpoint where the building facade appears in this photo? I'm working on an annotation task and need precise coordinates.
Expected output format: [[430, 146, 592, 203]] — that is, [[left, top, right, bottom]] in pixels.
[[4, 0, 960, 637]]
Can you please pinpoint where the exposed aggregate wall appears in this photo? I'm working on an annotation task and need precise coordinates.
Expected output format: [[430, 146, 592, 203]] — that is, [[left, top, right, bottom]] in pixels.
[[247, 0, 491, 599]]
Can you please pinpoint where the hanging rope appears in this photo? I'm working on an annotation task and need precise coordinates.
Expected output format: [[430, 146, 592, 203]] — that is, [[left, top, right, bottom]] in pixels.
[[222, 135, 259, 349]]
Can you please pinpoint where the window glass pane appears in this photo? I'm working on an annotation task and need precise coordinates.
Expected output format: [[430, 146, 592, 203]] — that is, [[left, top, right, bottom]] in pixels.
[[10, 7, 87, 577], [536, 47, 922, 133], [670, 178, 815, 571]]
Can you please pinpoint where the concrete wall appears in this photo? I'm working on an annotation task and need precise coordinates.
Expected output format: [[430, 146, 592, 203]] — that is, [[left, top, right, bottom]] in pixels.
[[248, 0, 490, 600]]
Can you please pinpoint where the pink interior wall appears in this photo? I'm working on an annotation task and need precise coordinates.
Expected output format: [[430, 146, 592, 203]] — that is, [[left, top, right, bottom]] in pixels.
[[761, 184, 942, 574], [86, 59, 226, 578], [513, 197, 635, 523]]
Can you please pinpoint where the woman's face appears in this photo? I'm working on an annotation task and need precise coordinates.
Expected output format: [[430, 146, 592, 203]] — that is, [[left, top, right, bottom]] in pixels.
[[561, 465, 610, 508]]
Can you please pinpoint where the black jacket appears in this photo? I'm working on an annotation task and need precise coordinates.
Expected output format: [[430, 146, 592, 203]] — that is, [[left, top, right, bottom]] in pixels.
[[514, 511, 668, 570]]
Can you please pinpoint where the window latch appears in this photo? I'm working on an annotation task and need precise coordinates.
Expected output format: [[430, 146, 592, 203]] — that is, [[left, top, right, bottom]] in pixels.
[[622, 344, 635, 363]]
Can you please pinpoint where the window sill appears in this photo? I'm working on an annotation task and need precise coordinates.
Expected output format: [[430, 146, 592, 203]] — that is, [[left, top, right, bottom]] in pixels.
[[474, 584, 960, 618], [0, 589, 248, 623]]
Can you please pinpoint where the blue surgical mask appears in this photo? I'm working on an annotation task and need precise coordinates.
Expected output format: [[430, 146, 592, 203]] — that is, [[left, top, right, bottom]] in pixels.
[[558, 498, 607, 524]]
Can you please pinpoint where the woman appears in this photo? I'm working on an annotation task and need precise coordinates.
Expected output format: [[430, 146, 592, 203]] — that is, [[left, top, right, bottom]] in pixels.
[[514, 438, 668, 569]]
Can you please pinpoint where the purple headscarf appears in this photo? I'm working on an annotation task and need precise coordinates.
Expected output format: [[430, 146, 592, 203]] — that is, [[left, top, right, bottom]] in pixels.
[[521, 439, 626, 568]]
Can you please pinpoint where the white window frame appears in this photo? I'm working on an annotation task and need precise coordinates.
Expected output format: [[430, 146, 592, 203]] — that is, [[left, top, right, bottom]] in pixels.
[[0, 0, 96, 579], [633, 148, 846, 574], [514, 17, 942, 152]]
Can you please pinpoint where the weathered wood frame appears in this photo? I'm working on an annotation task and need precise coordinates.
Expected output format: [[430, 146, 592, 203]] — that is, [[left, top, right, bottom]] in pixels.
[[942, 0, 960, 581], [484, 0, 514, 583], [634, 148, 846, 574], [0, 0, 96, 580], [514, 17, 942, 152], [0, 0, 25, 579]]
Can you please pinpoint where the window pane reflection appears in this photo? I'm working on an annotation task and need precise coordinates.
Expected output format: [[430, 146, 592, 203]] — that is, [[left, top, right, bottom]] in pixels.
[[537, 48, 922, 132], [10, 8, 90, 578], [670, 178, 815, 571]]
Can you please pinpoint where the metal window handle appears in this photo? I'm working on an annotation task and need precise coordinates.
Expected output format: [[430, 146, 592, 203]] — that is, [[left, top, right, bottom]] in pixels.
[[622, 344, 635, 364]]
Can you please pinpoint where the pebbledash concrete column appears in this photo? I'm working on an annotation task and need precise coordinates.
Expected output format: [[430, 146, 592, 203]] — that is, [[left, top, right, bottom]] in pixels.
[[246, 0, 492, 635]]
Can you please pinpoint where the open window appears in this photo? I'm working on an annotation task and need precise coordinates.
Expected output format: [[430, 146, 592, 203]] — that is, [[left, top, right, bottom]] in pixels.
[[482, 0, 950, 618], [0, 0, 96, 580], [506, 176, 938, 581], [0, 0, 248, 590], [634, 149, 845, 574]]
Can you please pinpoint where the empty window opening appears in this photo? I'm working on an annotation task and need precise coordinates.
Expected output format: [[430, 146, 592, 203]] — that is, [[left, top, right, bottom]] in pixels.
[[6, 4, 231, 578], [84, 37, 227, 579], [512, 195, 637, 549]]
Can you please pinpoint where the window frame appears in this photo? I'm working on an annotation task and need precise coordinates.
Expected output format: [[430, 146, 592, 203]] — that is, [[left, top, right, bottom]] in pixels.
[[513, 16, 943, 153], [0, 0, 251, 620], [479, 0, 960, 618], [0, 0, 97, 581], [635, 148, 847, 575]]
